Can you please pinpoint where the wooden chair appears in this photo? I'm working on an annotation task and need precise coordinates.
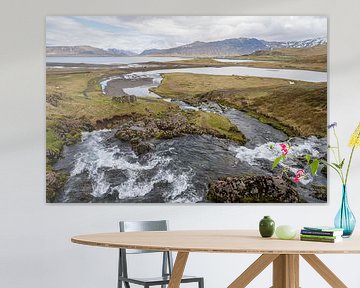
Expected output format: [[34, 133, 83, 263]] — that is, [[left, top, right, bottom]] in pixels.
[[118, 220, 204, 288]]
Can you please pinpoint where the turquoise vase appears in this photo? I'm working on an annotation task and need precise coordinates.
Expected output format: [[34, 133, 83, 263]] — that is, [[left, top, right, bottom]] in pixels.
[[334, 185, 356, 237]]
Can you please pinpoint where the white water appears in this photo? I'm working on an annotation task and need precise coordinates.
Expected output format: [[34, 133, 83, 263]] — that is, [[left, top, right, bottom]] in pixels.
[[66, 130, 198, 202], [230, 136, 325, 185]]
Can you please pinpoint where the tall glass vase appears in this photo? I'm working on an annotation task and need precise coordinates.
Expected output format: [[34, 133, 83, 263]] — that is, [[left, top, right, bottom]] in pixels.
[[334, 185, 356, 237]]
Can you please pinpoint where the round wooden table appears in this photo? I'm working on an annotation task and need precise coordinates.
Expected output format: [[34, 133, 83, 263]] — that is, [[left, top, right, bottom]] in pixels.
[[72, 230, 360, 288]]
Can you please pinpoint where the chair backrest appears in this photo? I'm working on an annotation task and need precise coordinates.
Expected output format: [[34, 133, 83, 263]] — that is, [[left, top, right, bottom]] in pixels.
[[119, 220, 169, 254], [118, 220, 174, 283]]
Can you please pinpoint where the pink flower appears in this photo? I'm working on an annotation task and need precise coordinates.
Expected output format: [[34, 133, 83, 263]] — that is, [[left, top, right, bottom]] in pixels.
[[296, 169, 305, 176], [279, 143, 289, 156], [293, 169, 305, 183]]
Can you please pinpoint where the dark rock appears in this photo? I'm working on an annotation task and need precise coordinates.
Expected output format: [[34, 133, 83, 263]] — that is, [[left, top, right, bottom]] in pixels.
[[131, 141, 155, 156], [112, 111, 237, 144], [321, 165, 327, 177], [98, 191, 120, 202], [310, 185, 327, 201], [62, 172, 94, 203], [95, 114, 142, 129], [112, 95, 137, 103], [46, 149, 61, 161], [104, 169, 128, 185], [52, 116, 94, 145], [46, 170, 68, 202], [207, 175, 300, 203], [46, 92, 63, 107]]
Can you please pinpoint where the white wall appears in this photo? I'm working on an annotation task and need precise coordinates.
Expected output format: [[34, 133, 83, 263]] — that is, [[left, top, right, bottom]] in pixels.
[[1, 0, 360, 287]]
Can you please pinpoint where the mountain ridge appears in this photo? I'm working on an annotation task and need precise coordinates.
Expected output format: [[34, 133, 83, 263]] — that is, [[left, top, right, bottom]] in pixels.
[[140, 37, 327, 57], [46, 37, 327, 57], [46, 45, 136, 57]]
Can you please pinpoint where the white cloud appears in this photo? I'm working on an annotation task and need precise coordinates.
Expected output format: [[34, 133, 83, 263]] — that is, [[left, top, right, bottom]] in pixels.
[[46, 16, 327, 53]]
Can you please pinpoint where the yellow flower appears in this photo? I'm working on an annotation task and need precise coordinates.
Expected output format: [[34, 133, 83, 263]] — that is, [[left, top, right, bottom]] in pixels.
[[349, 122, 360, 147]]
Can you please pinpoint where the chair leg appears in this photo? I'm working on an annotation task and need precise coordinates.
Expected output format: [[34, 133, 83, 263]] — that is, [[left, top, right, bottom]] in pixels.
[[199, 278, 204, 288]]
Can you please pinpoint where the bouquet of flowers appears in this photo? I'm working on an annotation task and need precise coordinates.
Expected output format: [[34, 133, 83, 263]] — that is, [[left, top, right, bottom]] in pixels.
[[272, 122, 360, 185]]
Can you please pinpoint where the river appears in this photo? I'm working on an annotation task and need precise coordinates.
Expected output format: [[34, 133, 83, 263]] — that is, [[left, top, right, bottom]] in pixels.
[[54, 65, 327, 203], [46, 56, 192, 65], [100, 66, 326, 97]]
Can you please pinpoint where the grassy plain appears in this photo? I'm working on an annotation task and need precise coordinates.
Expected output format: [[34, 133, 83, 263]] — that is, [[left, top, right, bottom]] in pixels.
[[46, 70, 246, 163], [231, 45, 327, 72], [163, 45, 327, 71], [152, 73, 327, 137]]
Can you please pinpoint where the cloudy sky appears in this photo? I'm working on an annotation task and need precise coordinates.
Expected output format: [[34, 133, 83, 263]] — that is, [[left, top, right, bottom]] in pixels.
[[46, 16, 327, 53]]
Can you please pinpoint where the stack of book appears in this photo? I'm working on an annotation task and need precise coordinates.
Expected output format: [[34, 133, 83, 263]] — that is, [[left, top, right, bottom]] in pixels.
[[300, 226, 344, 243]]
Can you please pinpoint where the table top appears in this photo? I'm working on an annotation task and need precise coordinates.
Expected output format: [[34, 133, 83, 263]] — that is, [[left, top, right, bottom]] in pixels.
[[71, 230, 360, 254]]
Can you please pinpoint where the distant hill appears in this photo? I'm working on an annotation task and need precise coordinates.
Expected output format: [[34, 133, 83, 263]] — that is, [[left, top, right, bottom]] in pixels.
[[46, 45, 136, 57], [242, 44, 327, 71], [140, 37, 327, 57], [247, 43, 327, 58]]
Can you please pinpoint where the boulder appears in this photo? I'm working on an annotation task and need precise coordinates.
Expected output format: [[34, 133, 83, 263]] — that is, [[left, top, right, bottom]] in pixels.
[[112, 95, 137, 103], [310, 185, 327, 201], [207, 175, 300, 203], [131, 141, 155, 156]]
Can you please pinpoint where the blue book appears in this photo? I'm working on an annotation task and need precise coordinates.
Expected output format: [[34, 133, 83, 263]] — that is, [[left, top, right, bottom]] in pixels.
[[302, 226, 343, 237]]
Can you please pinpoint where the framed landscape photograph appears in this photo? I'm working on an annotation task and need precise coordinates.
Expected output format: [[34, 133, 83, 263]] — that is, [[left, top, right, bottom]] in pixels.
[[46, 16, 328, 203]]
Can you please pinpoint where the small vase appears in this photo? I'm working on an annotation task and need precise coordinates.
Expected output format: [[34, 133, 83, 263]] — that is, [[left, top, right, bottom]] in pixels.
[[334, 185, 356, 238], [259, 216, 275, 238]]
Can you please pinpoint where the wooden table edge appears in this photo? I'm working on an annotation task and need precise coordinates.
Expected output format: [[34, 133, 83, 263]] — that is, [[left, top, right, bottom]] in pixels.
[[71, 237, 360, 254]]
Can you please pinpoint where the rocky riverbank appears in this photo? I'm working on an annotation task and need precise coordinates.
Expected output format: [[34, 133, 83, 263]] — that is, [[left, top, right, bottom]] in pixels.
[[114, 111, 246, 155], [207, 175, 300, 203]]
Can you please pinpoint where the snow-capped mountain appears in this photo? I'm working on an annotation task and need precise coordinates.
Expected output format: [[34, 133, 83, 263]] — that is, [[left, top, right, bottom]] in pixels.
[[140, 37, 327, 57], [283, 37, 327, 49]]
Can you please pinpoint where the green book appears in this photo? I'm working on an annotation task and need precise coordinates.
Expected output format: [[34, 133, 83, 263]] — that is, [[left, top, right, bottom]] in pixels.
[[300, 234, 339, 240], [300, 236, 343, 243]]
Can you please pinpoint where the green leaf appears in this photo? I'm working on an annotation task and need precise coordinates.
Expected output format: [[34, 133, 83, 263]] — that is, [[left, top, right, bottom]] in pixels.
[[310, 159, 320, 176], [332, 160, 345, 169], [339, 159, 345, 169], [272, 155, 284, 170], [304, 155, 311, 164], [332, 162, 341, 169]]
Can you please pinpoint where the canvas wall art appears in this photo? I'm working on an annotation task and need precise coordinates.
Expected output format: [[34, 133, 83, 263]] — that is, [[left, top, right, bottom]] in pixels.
[[46, 16, 328, 203]]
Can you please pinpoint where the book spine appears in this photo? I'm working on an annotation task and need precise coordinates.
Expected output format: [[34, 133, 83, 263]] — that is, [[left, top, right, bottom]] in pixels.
[[300, 234, 337, 240], [300, 237, 337, 243], [301, 230, 335, 236]]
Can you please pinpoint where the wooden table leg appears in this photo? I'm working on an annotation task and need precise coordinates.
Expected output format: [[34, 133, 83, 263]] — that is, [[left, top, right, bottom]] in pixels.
[[168, 252, 189, 288], [301, 254, 347, 288], [228, 254, 279, 288], [272, 254, 299, 288], [288, 255, 300, 288]]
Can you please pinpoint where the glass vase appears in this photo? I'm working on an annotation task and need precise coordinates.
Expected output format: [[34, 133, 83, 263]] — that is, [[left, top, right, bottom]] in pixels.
[[334, 185, 356, 237]]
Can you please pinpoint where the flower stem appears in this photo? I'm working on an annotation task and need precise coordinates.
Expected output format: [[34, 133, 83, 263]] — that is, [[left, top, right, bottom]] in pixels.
[[333, 128, 345, 181], [333, 128, 342, 163], [321, 160, 345, 184], [345, 130, 360, 185], [345, 145, 356, 185]]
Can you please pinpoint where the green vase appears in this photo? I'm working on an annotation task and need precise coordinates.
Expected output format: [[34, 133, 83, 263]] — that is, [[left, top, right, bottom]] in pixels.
[[259, 216, 275, 238]]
